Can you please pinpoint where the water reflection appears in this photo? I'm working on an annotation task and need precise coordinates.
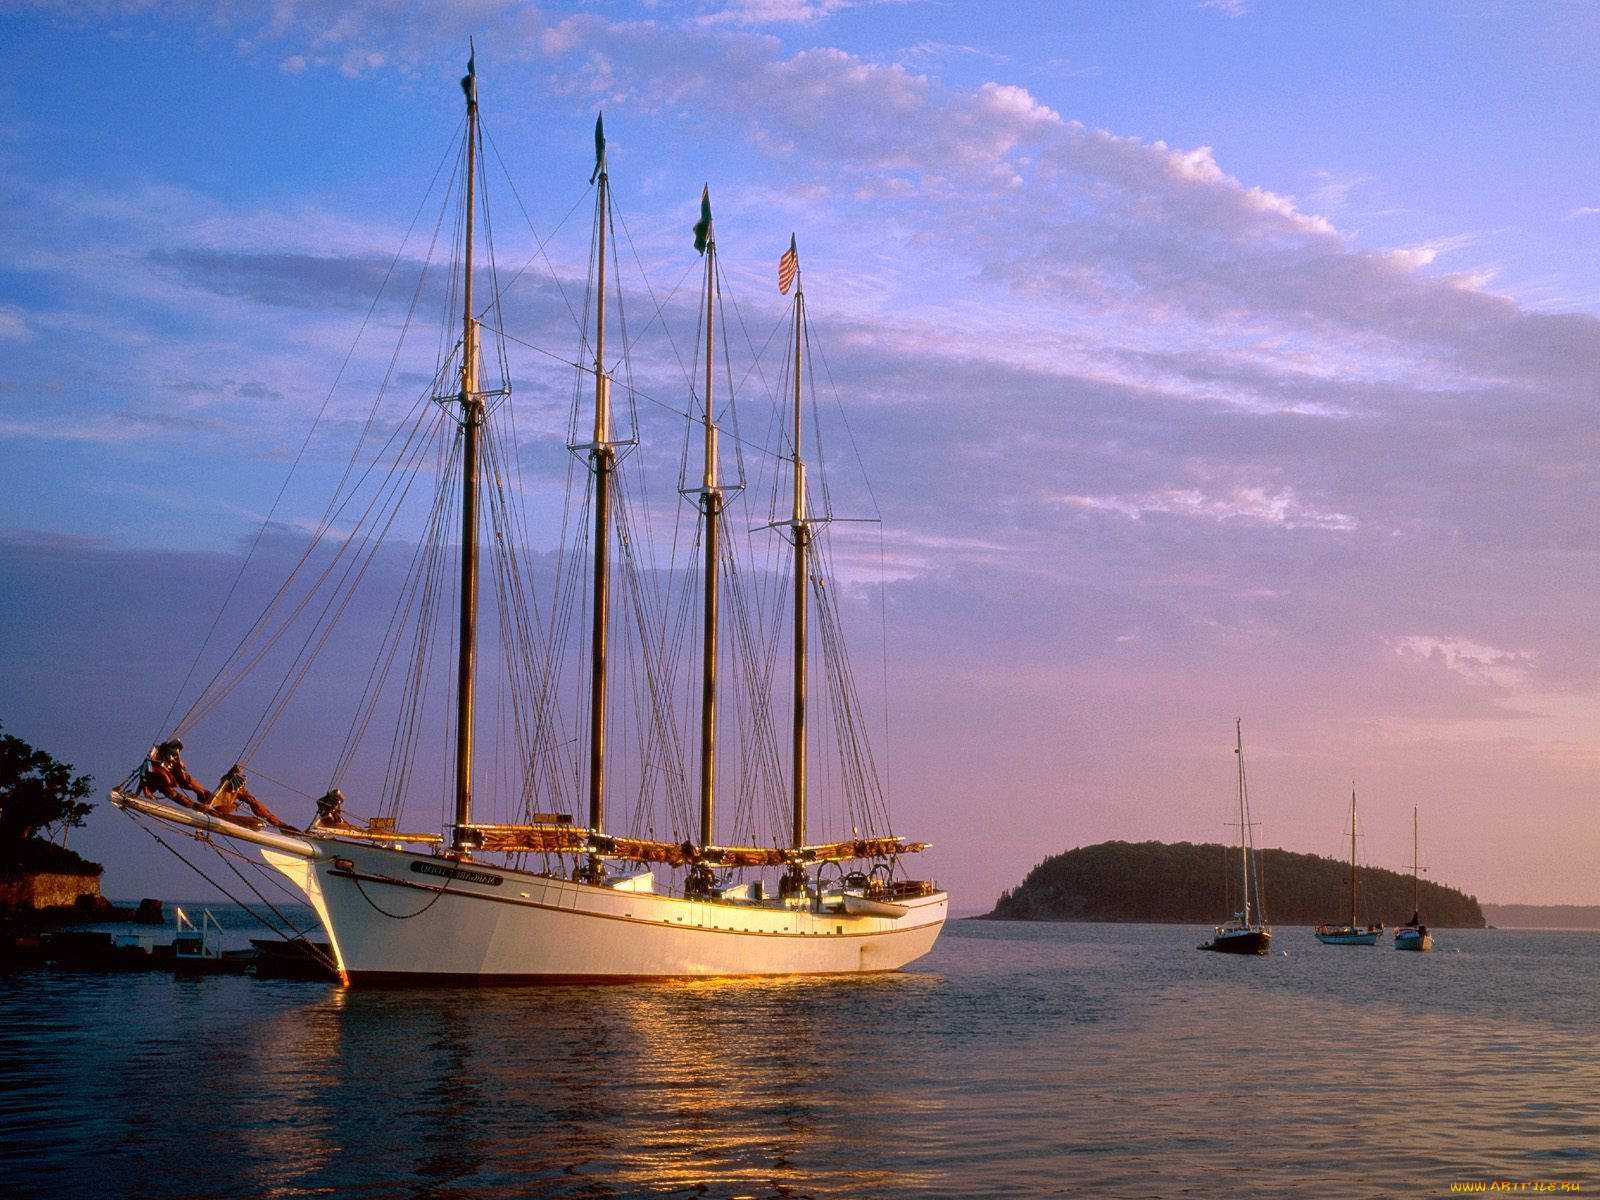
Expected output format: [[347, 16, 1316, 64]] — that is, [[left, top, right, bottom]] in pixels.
[[85, 972, 949, 1198], [6, 925, 1597, 1198], [572, 975, 942, 1196], [301, 975, 949, 1197]]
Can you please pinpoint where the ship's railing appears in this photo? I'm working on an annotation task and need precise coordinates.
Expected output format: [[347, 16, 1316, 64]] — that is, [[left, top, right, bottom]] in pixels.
[[305, 816, 931, 872], [458, 823, 928, 866]]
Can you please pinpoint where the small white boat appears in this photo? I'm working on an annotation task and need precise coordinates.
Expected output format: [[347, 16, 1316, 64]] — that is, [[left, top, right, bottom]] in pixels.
[[1395, 807, 1435, 952], [842, 894, 910, 919]]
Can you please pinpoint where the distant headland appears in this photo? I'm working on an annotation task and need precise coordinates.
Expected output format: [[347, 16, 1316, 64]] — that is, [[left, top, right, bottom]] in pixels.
[[983, 840, 1487, 928], [1480, 904, 1600, 931]]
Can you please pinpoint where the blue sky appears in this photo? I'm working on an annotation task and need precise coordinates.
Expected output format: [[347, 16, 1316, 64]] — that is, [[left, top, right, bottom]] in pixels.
[[4, 0, 1600, 909]]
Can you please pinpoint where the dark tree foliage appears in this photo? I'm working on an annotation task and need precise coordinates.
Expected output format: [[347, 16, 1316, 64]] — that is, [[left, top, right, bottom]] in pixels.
[[985, 840, 1486, 928], [0, 724, 95, 851]]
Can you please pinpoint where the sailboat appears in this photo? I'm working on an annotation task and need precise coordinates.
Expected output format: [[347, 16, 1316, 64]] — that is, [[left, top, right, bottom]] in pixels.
[[111, 54, 947, 984], [1394, 806, 1434, 952], [1199, 720, 1272, 955], [1314, 787, 1385, 946]]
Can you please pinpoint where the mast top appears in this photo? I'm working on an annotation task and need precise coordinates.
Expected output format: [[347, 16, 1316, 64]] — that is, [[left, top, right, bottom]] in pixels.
[[779, 233, 800, 297], [694, 185, 714, 255], [461, 40, 477, 109], [590, 112, 606, 184]]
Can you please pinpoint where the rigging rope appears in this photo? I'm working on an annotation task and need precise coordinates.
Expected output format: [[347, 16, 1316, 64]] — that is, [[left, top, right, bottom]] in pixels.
[[121, 810, 335, 973], [159, 116, 467, 744]]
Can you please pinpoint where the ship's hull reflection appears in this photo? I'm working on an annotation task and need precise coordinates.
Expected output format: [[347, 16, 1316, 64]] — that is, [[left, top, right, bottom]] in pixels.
[[241, 974, 944, 1197]]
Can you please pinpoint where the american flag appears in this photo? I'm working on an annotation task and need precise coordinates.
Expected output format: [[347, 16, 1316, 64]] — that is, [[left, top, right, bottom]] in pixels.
[[778, 235, 798, 295]]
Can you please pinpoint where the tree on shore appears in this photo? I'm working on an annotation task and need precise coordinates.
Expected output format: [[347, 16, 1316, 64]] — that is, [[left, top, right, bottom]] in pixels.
[[0, 724, 94, 850]]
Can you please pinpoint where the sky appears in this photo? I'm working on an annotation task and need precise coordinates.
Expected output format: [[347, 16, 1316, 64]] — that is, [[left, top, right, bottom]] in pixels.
[[3, 0, 1600, 910]]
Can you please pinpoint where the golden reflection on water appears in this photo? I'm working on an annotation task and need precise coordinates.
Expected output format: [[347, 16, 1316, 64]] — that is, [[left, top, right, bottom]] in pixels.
[[219, 972, 948, 1197], [220, 985, 347, 1197], [584, 975, 943, 1197]]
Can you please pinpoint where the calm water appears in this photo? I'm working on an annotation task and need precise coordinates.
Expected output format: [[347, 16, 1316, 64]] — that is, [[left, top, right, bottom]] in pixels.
[[2, 916, 1595, 1198]]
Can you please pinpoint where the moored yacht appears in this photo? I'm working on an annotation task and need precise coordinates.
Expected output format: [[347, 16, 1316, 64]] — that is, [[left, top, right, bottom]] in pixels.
[[1200, 721, 1272, 956], [1314, 787, 1385, 946], [1395, 806, 1434, 952]]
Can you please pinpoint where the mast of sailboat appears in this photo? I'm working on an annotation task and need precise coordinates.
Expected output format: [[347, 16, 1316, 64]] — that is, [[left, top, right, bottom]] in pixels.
[[586, 114, 612, 881], [1412, 804, 1419, 917], [1349, 785, 1358, 927], [451, 44, 482, 855], [697, 188, 720, 856], [790, 240, 808, 857], [1235, 719, 1250, 925]]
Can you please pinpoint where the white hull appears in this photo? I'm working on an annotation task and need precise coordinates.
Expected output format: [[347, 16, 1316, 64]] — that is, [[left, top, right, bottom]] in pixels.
[[116, 794, 947, 984]]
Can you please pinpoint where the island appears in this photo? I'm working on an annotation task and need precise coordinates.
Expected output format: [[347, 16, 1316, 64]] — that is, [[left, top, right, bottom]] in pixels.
[[983, 839, 1487, 927], [1480, 905, 1600, 931]]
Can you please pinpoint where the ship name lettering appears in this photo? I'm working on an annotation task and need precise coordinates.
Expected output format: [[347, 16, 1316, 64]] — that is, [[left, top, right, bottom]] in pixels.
[[411, 861, 504, 887]]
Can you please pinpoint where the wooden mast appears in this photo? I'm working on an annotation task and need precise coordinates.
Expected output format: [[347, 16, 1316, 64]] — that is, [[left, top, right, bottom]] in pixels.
[[1349, 786, 1358, 928], [790, 253, 808, 858], [1235, 719, 1250, 925], [698, 190, 721, 863], [451, 44, 482, 855], [586, 116, 612, 882], [1412, 804, 1419, 917]]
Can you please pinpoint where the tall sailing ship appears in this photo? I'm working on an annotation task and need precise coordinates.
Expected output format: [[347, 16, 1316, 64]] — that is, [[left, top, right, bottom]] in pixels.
[[1199, 720, 1272, 955], [1313, 787, 1385, 946], [113, 55, 946, 984]]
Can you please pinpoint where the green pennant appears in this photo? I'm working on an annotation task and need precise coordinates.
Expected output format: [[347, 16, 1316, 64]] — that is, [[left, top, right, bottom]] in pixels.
[[693, 186, 712, 255], [590, 113, 605, 185]]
